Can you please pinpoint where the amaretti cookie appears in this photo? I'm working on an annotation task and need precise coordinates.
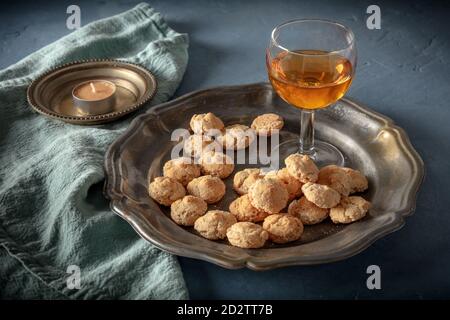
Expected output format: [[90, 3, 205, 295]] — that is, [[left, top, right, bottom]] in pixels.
[[217, 124, 255, 150], [163, 157, 201, 186], [170, 195, 207, 226], [301, 182, 341, 209], [330, 196, 371, 224], [262, 214, 304, 244], [288, 196, 329, 225], [194, 210, 237, 240], [183, 134, 221, 158], [200, 151, 235, 179], [190, 112, 224, 136], [226, 222, 269, 248], [229, 194, 269, 222], [317, 165, 352, 196], [285, 154, 319, 183], [264, 168, 303, 201], [248, 178, 289, 213], [233, 168, 263, 195], [187, 175, 226, 204], [341, 167, 369, 193], [149, 176, 186, 206], [251, 113, 284, 136]]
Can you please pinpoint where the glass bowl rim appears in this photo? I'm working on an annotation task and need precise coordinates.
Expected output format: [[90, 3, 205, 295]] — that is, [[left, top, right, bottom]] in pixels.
[[270, 18, 355, 56]]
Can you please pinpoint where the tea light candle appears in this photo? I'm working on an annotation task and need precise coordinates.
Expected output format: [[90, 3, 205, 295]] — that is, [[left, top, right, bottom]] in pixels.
[[72, 80, 116, 115]]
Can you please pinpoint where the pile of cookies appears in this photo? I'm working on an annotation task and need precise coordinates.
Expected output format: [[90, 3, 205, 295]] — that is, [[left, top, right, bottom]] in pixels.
[[148, 112, 370, 249]]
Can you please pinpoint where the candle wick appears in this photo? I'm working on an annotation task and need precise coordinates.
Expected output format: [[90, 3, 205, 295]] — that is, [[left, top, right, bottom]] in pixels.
[[90, 82, 96, 94]]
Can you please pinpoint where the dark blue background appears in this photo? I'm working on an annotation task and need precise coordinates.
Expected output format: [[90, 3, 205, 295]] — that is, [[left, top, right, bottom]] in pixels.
[[1, 0, 449, 299]]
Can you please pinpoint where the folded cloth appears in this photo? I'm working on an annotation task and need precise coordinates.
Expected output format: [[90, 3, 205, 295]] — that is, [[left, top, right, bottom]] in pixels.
[[0, 3, 189, 299]]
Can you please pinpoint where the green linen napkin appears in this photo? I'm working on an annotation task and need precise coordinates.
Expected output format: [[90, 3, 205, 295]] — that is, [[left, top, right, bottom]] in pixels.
[[0, 3, 189, 299]]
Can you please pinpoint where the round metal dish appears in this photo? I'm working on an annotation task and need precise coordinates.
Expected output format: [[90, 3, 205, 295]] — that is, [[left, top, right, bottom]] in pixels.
[[27, 59, 157, 125], [104, 83, 424, 270]]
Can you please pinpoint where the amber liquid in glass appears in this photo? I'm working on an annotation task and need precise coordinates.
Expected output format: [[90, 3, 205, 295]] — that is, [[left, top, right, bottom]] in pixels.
[[268, 50, 353, 110]]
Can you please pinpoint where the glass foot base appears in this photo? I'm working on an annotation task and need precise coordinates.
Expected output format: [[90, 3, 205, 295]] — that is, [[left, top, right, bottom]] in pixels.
[[272, 139, 345, 168]]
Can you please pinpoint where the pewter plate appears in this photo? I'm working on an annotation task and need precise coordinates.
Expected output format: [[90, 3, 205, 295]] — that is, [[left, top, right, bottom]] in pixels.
[[27, 60, 157, 125], [104, 83, 424, 270]]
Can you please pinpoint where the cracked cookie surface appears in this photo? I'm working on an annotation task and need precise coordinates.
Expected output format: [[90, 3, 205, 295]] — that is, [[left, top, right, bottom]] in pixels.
[[229, 194, 270, 222], [248, 178, 289, 213], [288, 196, 329, 225], [301, 182, 341, 208], [183, 134, 221, 158], [190, 112, 224, 136], [217, 124, 255, 150], [251, 113, 284, 136], [263, 214, 304, 244], [149, 176, 186, 206], [200, 151, 235, 179], [194, 210, 237, 240], [187, 175, 226, 204], [341, 167, 369, 193], [163, 157, 201, 186], [170, 195, 207, 226], [233, 168, 263, 195], [265, 168, 303, 201], [317, 165, 352, 196], [227, 222, 269, 248], [330, 196, 371, 224], [285, 154, 319, 183]]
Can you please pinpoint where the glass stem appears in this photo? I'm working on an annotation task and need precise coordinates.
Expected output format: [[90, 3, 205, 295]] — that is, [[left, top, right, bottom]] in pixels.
[[299, 109, 315, 155]]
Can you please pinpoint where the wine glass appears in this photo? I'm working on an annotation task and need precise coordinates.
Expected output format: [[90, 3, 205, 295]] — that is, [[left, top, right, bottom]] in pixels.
[[266, 19, 356, 166]]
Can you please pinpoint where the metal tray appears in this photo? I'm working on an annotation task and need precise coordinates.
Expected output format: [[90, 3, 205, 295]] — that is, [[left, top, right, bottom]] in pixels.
[[104, 83, 424, 270], [27, 59, 157, 125]]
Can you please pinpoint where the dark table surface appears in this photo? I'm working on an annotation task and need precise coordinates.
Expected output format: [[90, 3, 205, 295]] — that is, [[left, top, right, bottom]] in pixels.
[[1, 0, 449, 299]]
